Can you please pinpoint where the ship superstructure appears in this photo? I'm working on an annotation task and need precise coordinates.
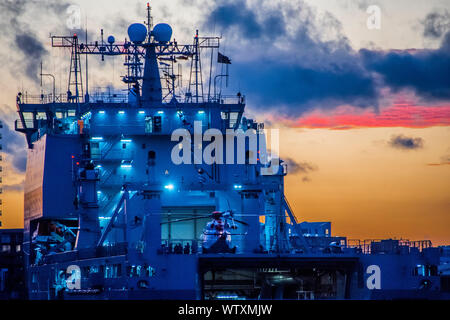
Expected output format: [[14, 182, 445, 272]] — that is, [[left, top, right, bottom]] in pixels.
[[14, 5, 447, 300]]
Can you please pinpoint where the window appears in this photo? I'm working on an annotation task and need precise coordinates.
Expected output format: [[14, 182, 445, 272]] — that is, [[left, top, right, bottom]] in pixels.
[[145, 116, 153, 133], [154, 116, 162, 132], [413, 265, 437, 276], [1, 245, 11, 253], [221, 112, 229, 120], [36, 112, 47, 120], [229, 112, 239, 128]]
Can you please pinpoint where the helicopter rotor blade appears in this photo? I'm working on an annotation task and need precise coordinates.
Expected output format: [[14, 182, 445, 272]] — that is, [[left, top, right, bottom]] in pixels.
[[231, 218, 249, 226], [160, 215, 210, 224]]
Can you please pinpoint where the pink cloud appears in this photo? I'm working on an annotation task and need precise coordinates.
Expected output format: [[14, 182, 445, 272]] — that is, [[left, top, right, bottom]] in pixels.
[[290, 104, 450, 129]]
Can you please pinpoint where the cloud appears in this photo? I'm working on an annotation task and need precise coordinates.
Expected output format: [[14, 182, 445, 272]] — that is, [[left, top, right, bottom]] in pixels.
[[0, 0, 75, 82], [204, 0, 450, 116], [291, 104, 450, 129], [427, 151, 450, 166], [422, 9, 450, 39], [360, 33, 450, 101], [15, 33, 48, 82], [0, 110, 27, 172], [2, 182, 24, 192], [388, 134, 424, 150], [283, 158, 318, 182], [207, 0, 285, 39], [204, 0, 378, 115]]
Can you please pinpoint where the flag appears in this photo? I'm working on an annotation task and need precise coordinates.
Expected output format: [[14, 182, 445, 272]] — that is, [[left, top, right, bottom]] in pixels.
[[218, 52, 231, 64]]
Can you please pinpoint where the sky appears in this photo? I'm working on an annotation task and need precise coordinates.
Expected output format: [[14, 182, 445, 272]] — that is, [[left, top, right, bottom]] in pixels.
[[0, 0, 449, 245]]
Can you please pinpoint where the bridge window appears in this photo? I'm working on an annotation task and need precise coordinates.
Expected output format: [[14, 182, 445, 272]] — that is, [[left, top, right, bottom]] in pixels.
[[36, 112, 47, 120], [154, 116, 162, 132], [229, 112, 239, 128], [145, 116, 153, 133]]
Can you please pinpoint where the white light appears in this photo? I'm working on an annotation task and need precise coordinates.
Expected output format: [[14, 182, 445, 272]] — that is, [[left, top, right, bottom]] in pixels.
[[118, 110, 125, 114], [120, 139, 132, 142], [95, 165, 102, 168], [157, 110, 164, 114], [98, 110, 105, 114], [198, 110, 205, 114], [91, 137, 103, 141], [138, 110, 145, 114], [216, 295, 239, 300], [233, 184, 243, 189], [164, 184, 174, 190], [121, 165, 132, 168]]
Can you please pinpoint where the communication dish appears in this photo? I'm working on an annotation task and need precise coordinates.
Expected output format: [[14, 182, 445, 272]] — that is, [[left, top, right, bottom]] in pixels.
[[152, 23, 172, 43], [127, 23, 147, 43]]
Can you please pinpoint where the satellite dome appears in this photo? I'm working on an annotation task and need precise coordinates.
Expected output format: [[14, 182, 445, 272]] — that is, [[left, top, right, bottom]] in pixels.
[[107, 35, 115, 44], [127, 23, 147, 43], [152, 23, 172, 43]]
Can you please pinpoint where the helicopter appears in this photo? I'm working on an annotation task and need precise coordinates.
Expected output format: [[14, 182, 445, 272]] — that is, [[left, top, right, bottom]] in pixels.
[[161, 210, 249, 253]]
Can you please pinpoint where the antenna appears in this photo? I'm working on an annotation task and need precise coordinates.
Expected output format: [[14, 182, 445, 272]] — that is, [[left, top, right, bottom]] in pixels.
[[85, 18, 89, 103], [146, 2, 153, 42], [40, 61, 56, 103]]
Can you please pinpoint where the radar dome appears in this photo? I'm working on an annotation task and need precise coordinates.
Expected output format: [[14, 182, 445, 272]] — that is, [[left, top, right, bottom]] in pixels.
[[152, 23, 172, 43], [127, 23, 147, 43], [107, 35, 115, 44]]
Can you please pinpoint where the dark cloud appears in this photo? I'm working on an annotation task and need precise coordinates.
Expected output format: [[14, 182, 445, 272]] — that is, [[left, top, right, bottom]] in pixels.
[[204, 1, 450, 115], [360, 32, 450, 101], [15, 33, 48, 82], [283, 158, 318, 177], [0, 0, 73, 82], [0, 113, 27, 173], [422, 10, 450, 39], [388, 134, 424, 150], [205, 0, 377, 115], [207, 0, 285, 39]]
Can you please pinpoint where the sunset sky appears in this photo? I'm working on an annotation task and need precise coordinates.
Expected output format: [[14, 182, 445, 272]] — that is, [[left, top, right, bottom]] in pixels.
[[0, 0, 449, 245]]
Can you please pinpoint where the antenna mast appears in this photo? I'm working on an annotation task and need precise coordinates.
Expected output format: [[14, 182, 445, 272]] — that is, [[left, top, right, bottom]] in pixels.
[[146, 2, 153, 41]]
